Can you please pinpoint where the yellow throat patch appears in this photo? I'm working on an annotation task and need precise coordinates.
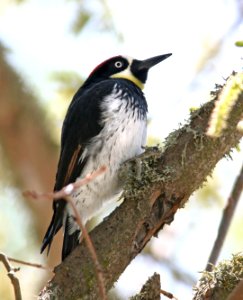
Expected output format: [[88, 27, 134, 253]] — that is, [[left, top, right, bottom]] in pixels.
[[111, 69, 144, 90]]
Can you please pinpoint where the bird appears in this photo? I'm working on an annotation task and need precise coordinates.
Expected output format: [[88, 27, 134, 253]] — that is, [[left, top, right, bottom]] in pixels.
[[41, 53, 172, 260]]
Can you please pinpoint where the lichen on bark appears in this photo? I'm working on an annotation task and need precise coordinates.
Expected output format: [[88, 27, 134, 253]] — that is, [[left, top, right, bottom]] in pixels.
[[193, 253, 243, 300]]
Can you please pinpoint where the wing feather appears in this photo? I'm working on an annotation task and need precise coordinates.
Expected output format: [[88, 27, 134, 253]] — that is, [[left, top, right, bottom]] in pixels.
[[41, 80, 115, 255]]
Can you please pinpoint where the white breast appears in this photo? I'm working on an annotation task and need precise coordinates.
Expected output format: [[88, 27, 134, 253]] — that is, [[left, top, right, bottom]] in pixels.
[[69, 87, 147, 228]]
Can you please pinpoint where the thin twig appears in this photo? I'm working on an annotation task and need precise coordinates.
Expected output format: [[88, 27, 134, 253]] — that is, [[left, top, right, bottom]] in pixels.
[[24, 165, 108, 300], [66, 195, 108, 300], [160, 288, 178, 300], [23, 165, 107, 200], [0, 252, 22, 300], [206, 163, 243, 271], [8, 257, 53, 272]]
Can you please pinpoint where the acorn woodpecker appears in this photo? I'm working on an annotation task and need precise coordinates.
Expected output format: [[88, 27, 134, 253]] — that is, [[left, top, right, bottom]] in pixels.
[[41, 53, 172, 260]]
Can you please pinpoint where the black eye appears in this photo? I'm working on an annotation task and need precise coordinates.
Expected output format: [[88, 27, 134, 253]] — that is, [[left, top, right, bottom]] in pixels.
[[114, 61, 123, 68]]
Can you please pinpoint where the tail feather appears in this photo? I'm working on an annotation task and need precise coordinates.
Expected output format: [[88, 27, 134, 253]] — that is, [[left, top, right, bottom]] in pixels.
[[40, 201, 65, 254], [62, 216, 80, 260], [41, 201, 80, 260], [40, 215, 62, 254]]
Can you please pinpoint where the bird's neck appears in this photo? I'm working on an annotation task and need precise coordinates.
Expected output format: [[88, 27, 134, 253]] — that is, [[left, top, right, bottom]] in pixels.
[[111, 73, 144, 90]]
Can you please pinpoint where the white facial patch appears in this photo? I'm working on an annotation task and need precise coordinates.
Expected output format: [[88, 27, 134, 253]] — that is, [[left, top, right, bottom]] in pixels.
[[111, 56, 144, 90]]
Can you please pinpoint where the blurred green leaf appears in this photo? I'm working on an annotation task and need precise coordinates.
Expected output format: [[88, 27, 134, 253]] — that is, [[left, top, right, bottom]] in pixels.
[[71, 8, 91, 33], [235, 40, 243, 47], [70, 0, 123, 41]]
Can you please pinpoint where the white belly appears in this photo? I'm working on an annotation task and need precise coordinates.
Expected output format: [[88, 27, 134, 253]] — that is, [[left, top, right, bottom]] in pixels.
[[67, 87, 147, 230]]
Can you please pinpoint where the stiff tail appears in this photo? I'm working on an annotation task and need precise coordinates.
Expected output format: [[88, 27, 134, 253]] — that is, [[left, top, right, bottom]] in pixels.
[[40, 202, 65, 254], [40, 216, 62, 255], [62, 215, 80, 260], [41, 201, 80, 260]]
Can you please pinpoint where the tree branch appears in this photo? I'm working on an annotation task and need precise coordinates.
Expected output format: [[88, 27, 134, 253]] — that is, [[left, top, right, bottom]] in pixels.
[[193, 253, 243, 300], [7, 256, 52, 272], [206, 162, 243, 271], [25, 166, 108, 299], [130, 273, 161, 300], [227, 279, 243, 300], [0, 252, 22, 300], [39, 73, 243, 300]]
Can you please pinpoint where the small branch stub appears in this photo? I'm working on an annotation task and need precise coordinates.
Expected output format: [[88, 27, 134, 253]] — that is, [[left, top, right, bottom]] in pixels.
[[130, 273, 161, 300], [0, 252, 22, 300]]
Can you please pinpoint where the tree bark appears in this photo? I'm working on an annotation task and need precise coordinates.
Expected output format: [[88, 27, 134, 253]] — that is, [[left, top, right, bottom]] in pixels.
[[227, 280, 243, 300], [39, 73, 243, 299], [130, 273, 161, 300], [0, 44, 62, 266]]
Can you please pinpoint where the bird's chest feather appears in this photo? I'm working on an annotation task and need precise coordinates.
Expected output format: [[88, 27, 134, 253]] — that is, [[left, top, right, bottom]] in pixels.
[[72, 86, 147, 219], [84, 89, 146, 187]]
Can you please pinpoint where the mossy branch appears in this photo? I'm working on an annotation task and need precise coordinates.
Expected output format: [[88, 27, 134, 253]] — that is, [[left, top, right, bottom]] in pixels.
[[39, 72, 243, 300], [130, 273, 161, 300], [207, 72, 243, 137], [193, 253, 243, 300]]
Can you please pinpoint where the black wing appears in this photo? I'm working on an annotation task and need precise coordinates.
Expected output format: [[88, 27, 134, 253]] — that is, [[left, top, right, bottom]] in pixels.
[[40, 80, 115, 258]]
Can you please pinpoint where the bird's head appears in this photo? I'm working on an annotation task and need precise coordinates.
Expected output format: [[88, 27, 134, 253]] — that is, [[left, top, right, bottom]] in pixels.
[[87, 54, 172, 90]]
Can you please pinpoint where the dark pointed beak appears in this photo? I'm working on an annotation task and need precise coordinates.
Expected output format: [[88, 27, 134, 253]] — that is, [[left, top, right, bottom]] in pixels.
[[137, 53, 172, 70], [130, 53, 172, 84]]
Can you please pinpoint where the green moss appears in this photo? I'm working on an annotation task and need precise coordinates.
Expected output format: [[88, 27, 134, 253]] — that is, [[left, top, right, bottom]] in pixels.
[[193, 253, 243, 300], [42, 283, 62, 300], [207, 73, 243, 137], [163, 128, 183, 151], [119, 147, 175, 199], [179, 125, 206, 166]]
